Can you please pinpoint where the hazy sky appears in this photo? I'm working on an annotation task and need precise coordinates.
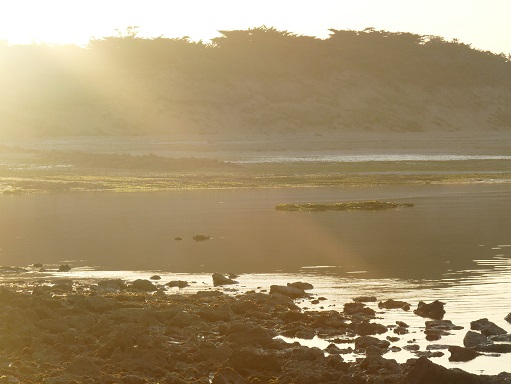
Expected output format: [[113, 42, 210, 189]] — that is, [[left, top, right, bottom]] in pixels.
[[1, 0, 510, 54]]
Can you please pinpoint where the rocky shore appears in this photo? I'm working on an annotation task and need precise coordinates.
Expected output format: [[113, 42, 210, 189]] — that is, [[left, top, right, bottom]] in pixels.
[[0, 276, 510, 384]]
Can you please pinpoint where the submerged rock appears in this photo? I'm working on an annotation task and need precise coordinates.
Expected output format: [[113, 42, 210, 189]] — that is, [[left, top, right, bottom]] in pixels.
[[353, 296, 377, 302], [193, 234, 211, 241]]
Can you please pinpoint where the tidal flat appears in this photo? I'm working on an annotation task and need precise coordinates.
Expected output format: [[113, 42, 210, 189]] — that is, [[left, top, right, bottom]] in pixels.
[[1, 135, 510, 381]]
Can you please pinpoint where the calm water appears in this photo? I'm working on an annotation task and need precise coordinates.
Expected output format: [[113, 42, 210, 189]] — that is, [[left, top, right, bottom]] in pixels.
[[1, 183, 510, 374], [1, 184, 509, 278]]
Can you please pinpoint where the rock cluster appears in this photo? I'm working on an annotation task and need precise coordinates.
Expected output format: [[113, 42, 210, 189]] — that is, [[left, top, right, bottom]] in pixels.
[[0, 281, 509, 384]]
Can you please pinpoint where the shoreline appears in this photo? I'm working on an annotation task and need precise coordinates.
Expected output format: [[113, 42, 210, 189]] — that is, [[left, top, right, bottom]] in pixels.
[[1, 276, 510, 383]]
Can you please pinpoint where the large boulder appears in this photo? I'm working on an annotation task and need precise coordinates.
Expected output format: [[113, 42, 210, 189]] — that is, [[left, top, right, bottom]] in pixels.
[[463, 331, 487, 348], [354, 321, 388, 336], [414, 300, 445, 320], [378, 299, 411, 310], [470, 318, 507, 336], [212, 273, 238, 286], [221, 323, 275, 347], [354, 335, 390, 350], [401, 356, 485, 384], [166, 280, 189, 288], [269, 285, 307, 298], [287, 281, 314, 290], [424, 319, 463, 341], [343, 302, 376, 317], [130, 279, 157, 291], [448, 346, 481, 362]]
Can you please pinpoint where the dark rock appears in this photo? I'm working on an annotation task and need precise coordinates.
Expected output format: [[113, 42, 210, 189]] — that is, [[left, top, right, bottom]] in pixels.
[[414, 300, 446, 320], [287, 281, 314, 290], [386, 336, 400, 342], [269, 284, 306, 298], [228, 347, 281, 373], [325, 343, 345, 355], [475, 343, 511, 353], [354, 335, 390, 350], [222, 324, 274, 347], [166, 280, 189, 288], [426, 344, 450, 350], [32, 263, 44, 268], [230, 299, 260, 315], [448, 346, 481, 362], [425, 329, 449, 341], [197, 304, 232, 322], [38, 318, 68, 333], [212, 273, 238, 286], [414, 350, 445, 358], [396, 321, 409, 328], [278, 310, 309, 323], [425, 319, 462, 331], [84, 295, 114, 313], [403, 344, 420, 351], [401, 356, 485, 384], [394, 326, 409, 335], [174, 237, 182, 241], [193, 234, 211, 241], [423, 320, 461, 341], [359, 353, 401, 375], [505, 313, 511, 323], [463, 331, 487, 348], [295, 329, 316, 339], [490, 333, 511, 342], [58, 264, 72, 272], [130, 279, 157, 291], [211, 367, 247, 384], [168, 312, 198, 327], [354, 321, 388, 336], [343, 302, 376, 317], [353, 296, 377, 302], [196, 290, 224, 297], [150, 275, 161, 280], [378, 299, 411, 310], [470, 318, 507, 336], [97, 279, 127, 290], [290, 346, 324, 361], [67, 356, 100, 377]]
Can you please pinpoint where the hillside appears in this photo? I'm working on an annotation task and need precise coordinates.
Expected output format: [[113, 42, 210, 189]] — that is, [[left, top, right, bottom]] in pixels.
[[1, 27, 511, 138]]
